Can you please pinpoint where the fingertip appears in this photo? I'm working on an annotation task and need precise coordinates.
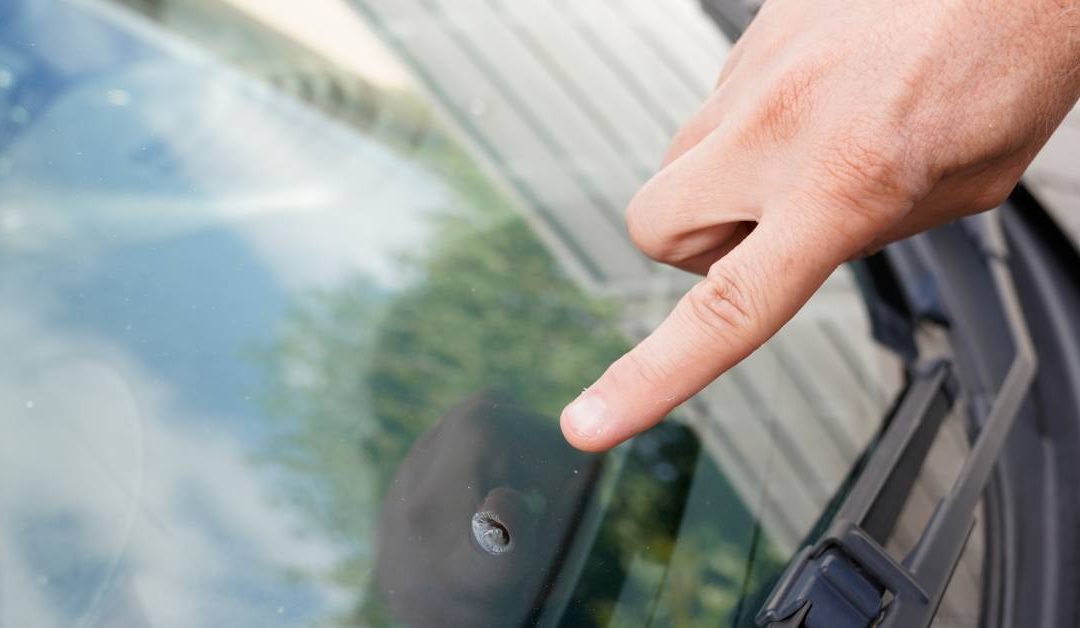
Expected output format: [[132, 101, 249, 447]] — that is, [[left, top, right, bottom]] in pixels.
[[560, 391, 616, 452]]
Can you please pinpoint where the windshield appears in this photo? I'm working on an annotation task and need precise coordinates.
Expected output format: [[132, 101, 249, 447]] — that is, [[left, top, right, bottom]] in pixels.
[[0, 1, 908, 626]]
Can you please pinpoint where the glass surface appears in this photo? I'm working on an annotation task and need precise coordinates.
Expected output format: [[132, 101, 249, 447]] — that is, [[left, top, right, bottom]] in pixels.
[[0, 1, 911, 626]]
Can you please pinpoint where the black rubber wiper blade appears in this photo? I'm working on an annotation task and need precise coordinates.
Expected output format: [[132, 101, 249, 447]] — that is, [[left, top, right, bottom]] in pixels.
[[756, 212, 1037, 628]]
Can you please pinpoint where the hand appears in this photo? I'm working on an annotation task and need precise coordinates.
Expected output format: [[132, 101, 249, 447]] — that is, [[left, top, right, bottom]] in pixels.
[[561, 0, 1080, 451]]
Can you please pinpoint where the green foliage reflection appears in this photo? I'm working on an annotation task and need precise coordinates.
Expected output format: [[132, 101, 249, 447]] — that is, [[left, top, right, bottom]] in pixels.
[[254, 87, 783, 628]]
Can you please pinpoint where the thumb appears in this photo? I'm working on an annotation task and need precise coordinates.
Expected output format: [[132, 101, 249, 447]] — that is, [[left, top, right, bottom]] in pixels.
[[560, 212, 852, 451]]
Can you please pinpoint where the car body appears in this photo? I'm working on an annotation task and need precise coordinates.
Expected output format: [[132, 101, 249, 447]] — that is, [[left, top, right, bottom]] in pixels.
[[1, 1, 1078, 627]]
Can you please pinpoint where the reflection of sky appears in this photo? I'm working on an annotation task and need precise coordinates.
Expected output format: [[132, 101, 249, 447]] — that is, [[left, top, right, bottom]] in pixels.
[[0, 0, 447, 625]]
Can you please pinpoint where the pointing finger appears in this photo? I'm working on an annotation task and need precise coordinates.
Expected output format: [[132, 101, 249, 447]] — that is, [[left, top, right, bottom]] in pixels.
[[560, 209, 853, 451]]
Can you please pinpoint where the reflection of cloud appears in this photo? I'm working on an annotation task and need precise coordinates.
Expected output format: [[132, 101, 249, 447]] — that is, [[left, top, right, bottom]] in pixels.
[[0, 63, 444, 286], [0, 304, 352, 627], [0, 7, 457, 622], [1, 0, 446, 287]]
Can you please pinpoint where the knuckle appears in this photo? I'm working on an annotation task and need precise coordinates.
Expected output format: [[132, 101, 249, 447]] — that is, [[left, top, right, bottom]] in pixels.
[[683, 267, 757, 342], [625, 206, 670, 262], [971, 175, 1018, 211], [808, 127, 924, 240], [823, 131, 917, 201], [625, 187, 679, 263], [746, 64, 823, 142]]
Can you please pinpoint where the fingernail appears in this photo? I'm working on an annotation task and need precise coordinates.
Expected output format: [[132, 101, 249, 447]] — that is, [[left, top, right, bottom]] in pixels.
[[566, 393, 607, 439]]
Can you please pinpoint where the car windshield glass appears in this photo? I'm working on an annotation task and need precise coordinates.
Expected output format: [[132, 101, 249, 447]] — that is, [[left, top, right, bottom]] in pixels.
[[0, 1, 907, 626]]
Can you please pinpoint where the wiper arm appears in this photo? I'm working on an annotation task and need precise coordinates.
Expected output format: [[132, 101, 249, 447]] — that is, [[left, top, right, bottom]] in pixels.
[[757, 213, 1037, 628]]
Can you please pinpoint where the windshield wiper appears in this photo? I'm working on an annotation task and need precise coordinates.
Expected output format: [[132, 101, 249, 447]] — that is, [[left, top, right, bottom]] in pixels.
[[756, 213, 1037, 628]]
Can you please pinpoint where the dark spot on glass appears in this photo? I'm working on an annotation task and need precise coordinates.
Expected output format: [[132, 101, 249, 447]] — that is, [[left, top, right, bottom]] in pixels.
[[472, 511, 512, 555]]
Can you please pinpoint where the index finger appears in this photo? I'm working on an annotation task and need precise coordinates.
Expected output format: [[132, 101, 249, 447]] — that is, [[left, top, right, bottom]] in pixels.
[[560, 212, 851, 451]]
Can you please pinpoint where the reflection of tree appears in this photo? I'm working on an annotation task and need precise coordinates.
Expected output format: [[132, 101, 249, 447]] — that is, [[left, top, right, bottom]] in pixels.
[[257, 196, 628, 623], [231, 26, 784, 624], [364, 211, 628, 484], [654, 463, 789, 628], [257, 201, 786, 625], [256, 168, 785, 626], [111, 0, 789, 623], [558, 424, 787, 628]]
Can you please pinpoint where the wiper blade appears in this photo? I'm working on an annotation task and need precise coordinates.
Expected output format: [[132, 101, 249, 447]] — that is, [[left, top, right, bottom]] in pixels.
[[757, 213, 1037, 628]]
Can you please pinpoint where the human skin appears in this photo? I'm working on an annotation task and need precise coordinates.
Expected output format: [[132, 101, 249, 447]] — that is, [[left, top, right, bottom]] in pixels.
[[561, 0, 1080, 451]]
